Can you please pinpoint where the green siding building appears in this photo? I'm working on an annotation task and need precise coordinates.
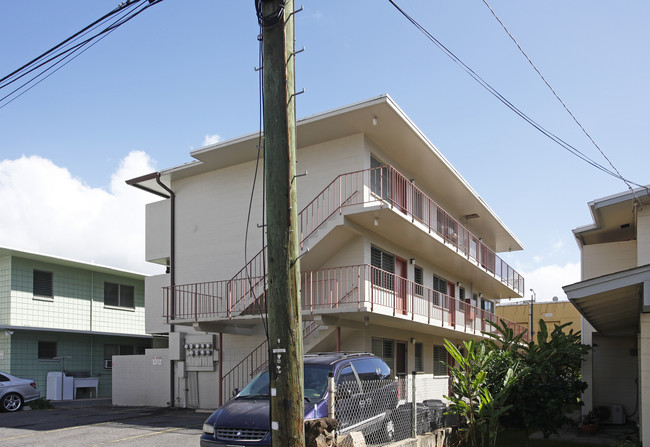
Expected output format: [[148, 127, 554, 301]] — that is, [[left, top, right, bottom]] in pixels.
[[0, 247, 151, 399]]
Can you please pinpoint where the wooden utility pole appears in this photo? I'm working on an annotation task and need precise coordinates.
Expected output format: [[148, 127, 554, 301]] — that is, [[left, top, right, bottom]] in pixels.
[[260, 0, 304, 445]]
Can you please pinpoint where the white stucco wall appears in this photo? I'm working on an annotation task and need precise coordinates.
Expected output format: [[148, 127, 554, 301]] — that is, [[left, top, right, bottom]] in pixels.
[[592, 334, 637, 418], [112, 349, 170, 407], [638, 206, 650, 266], [639, 313, 650, 446], [582, 241, 637, 280]]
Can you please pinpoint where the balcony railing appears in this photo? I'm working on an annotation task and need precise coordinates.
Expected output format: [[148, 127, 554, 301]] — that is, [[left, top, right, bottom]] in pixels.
[[165, 264, 527, 339], [216, 264, 527, 405], [164, 165, 524, 323]]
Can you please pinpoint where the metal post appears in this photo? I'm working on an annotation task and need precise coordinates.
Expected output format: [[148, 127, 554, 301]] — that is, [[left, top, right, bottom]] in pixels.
[[411, 370, 417, 438]]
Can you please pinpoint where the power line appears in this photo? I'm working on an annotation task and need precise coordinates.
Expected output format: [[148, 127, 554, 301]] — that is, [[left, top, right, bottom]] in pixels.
[[0, 0, 163, 109], [480, 0, 637, 195], [387, 0, 644, 189]]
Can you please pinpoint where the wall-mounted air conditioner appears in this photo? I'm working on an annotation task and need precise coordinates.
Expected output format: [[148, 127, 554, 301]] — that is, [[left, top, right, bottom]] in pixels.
[[104, 359, 112, 369], [596, 404, 625, 424]]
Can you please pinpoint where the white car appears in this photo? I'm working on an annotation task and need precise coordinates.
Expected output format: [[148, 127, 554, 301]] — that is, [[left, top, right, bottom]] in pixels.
[[0, 372, 40, 412]]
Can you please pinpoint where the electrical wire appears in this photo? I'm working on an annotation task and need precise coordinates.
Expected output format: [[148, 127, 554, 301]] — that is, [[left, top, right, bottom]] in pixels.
[[244, 25, 269, 341], [0, 0, 163, 109], [480, 0, 638, 196], [387, 0, 645, 189]]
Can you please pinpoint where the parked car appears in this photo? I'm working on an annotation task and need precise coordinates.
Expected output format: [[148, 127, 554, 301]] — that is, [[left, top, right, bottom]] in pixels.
[[201, 352, 398, 446], [0, 372, 40, 412]]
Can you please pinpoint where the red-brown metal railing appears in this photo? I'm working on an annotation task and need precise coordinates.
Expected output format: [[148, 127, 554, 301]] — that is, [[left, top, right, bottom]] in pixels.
[[217, 264, 527, 405], [164, 165, 524, 322]]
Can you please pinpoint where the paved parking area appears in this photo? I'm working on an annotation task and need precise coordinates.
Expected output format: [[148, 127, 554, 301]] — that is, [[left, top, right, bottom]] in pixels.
[[0, 402, 208, 447]]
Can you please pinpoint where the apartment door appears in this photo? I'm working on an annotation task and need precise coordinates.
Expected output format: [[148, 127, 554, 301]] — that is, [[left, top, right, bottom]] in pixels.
[[448, 281, 456, 327], [395, 257, 408, 315]]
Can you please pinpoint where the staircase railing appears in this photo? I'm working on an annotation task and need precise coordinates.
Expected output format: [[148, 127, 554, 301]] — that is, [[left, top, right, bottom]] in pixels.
[[164, 165, 524, 322]]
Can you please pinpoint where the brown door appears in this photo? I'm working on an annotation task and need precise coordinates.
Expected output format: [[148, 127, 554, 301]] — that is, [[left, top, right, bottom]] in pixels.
[[395, 257, 408, 315], [448, 281, 456, 327]]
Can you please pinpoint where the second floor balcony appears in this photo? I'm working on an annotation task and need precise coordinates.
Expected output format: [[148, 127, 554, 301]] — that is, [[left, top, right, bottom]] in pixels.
[[164, 264, 528, 340]]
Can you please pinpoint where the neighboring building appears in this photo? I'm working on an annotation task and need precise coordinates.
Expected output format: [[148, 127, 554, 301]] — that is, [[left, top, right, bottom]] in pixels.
[[496, 300, 581, 338], [563, 187, 650, 442], [124, 95, 527, 410], [0, 247, 151, 399]]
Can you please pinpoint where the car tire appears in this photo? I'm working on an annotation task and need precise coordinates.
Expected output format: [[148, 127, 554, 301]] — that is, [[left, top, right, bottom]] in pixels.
[[2, 393, 23, 412], [380, 412, 395, 442]]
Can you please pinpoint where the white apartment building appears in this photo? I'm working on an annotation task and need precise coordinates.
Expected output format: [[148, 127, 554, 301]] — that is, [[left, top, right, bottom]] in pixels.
[[122, 95, 526, 410], [564, 187, 650, 442]]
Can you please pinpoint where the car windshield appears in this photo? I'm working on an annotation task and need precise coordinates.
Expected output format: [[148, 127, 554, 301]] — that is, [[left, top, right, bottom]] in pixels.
[[238, 364, 331, 402]]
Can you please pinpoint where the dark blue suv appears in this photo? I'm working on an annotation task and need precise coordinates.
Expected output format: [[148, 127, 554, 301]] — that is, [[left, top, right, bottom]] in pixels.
[[201, 352, 398, 446]]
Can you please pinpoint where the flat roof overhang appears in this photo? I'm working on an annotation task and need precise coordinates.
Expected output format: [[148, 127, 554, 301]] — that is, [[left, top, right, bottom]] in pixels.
[[563, 264, 650, 336]]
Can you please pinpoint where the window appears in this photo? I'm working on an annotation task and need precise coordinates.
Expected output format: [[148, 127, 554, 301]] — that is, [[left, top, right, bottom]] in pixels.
[[433, 345, 447, 376], [481, 299, 495, 314], [414, 266, 423, 296], [432, 274, 447, 306], [371, 246, 395, 290], [38, 341, 57, 359], [33, 270, 53, 298], [104, 344, 134, 369], [372, 337, 395, 373], [370, 155, 390, 200], [413, 188, 423, 220], [459, 287, 466, 311], [104, 282, 135, 308], [414, 342, 423, 372]]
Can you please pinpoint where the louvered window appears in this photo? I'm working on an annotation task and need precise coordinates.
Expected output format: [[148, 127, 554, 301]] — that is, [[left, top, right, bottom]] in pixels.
[[33, 270, 53, 298], [371, 246, 395, 290], [414, 342, 423, 372], [433, 345, 447, 376], [372, 337, 395, 373], [414, 265, 423, 296], [432, 275, 447, 306]]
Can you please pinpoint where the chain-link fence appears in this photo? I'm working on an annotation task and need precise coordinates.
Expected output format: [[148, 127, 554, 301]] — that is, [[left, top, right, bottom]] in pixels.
[[333, 373, 454, 445]]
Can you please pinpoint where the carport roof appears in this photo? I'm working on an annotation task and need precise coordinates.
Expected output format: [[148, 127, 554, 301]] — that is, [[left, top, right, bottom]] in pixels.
[[563, 264, 650, 336]]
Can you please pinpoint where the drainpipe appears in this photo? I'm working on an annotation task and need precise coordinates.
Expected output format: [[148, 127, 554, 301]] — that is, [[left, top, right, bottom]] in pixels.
[[155, 173, 176, 408]]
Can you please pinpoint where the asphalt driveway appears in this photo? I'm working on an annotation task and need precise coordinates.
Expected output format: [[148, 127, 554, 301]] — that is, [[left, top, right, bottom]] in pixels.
[[0, 401, 207, 447]]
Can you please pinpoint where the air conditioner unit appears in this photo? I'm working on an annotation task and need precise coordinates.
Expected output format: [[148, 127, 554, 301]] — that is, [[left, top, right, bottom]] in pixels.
[[104, 359, 112, 369], [596, 404, 625, 424]]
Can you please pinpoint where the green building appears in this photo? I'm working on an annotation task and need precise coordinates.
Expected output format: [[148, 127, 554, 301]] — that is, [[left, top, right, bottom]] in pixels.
[[0, 247, 151, 399]]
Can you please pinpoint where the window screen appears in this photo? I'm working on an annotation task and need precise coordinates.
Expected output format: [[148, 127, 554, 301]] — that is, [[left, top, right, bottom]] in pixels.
[[104, 282, 135, 308], [433, 345, 447, 376], [33, 270, 53, 298], [38, 341, 57, 359]]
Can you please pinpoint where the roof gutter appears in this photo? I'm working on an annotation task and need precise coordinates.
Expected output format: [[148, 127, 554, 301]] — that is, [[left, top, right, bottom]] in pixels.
[[126, 171, 177, 407]]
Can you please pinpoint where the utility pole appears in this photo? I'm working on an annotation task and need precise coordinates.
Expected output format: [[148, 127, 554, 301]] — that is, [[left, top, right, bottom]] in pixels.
[[259, 0, 304, 446]]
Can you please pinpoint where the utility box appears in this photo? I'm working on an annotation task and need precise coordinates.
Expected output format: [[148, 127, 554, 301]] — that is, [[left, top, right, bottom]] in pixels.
[[184, 334, 218, 372]]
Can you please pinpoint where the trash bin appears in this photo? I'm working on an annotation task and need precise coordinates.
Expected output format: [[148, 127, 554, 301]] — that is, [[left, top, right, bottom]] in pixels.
[[423, 399, 447, 430]]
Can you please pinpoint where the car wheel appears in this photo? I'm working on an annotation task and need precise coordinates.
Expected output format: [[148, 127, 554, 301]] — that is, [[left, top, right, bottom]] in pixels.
[[380, 412, 395, 442], [2, 393, 23, 412]]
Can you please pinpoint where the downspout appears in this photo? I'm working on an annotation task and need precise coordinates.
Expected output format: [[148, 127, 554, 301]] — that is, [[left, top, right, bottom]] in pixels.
[[155, 173, 176, 408]]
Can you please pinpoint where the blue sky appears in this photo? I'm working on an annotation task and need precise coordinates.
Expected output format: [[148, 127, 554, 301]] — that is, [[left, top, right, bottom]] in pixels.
[[1, 1, 648, 301]]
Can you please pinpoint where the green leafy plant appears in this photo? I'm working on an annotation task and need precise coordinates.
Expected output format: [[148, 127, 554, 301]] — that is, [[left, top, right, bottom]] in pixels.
[[444, 338, 521, 447], [484, 319, 590, 443]]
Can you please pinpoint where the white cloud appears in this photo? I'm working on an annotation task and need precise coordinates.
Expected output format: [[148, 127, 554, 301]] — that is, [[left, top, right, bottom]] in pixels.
[[519, 262, 581, 302], [203, 134, 222, 146], [0, 152, 164, 274]]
